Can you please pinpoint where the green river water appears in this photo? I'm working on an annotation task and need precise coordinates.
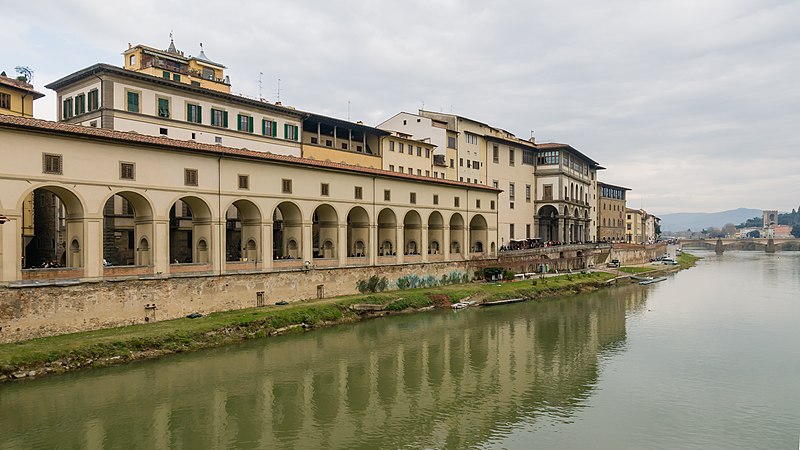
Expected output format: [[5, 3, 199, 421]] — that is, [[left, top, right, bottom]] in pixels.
[[1, 251, 799, 449]]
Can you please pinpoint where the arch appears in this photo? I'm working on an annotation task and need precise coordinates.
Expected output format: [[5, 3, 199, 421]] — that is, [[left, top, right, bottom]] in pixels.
[[21, 185, 86, 269], [169, 196, 213, 264], [537, 205, 560, 242], [490, 242, 496, 255], [138, 237, 151, 266], [102, 191, 155, 267], [449, 213, 464, 255], [273, 201, 303, 259], [225, 199, 261, 262], [469, 214, 488, 255], [347, 206, 370, 257], [313, 204, 338, 259], [403, 210, 422, 255], [378, 208, 397, 256], [428, 211, 444, 255]]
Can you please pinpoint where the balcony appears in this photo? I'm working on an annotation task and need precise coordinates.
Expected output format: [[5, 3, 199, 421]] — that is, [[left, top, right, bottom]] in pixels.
[[142, 59, 230, 86]]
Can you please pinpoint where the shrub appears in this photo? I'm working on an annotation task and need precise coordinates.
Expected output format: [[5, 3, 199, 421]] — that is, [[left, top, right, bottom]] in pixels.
[[503, 270, 515, 281]]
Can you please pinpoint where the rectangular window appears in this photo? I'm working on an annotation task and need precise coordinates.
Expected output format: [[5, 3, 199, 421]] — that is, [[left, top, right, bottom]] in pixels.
[[465, 133, 478, 145], [526, 224, 531, 239], [237, 114, 254, 133], [0, 92, 11, 109], [543, 185, 553, 201], [321, 183, 329, 196], [384, 190, 391, 201], [187, 103, 202, 123], [449, 159, 454, 168], [388, 164, 394, 172], [522, 148, 535, 165], [43, 153, 62, 175], [490, 200, 495, 210], [354, 186, 363, 199], [173, 73, 181, 82], [407, 145, 413, 155], [447, 136, 457, 148], [282, 179, 292, 194], [417, 169, 421, 176], [537, 150, 559, 165], [410, 192, 416, 204], [399, 166, 404, 173], [433, 194, 439, 205], [157, 97, 170, 118], [284, 123, 298, 141], [510, 202, 515, 209], [310, 137, 318, 144], [510, 224, 515, 239], [473, 160, 479, 169], [62, 98, 73, 119], [262, 119, 277, 137], [87, 89, 99, 111], [238, 174, 249, 190], [454, 197, 460, 207], [389, 141, 395, 151], [416, 146, 422, 156], [74, 93, 86, 115], [525, 184, 531, 202], [119, 161, 136, 180], [425, 170, 430, 177], [162, 71, 170, 79], [408, 168, 413, 175], [126, 91, 139, 113], [466, 160, 471, 169], [159, 127, 168, 135], [476, 199, 481, 208], [493, 145, 499, 163], [341, 142, 348, 150], [509, 148, 515, 166], [459, 158, 464, 167], [425, 148, 430, 158], [184, 169, 198, 186], [211, 108, 228, 127], [509, 183, 516, 201], [398, 143, 404, 153]]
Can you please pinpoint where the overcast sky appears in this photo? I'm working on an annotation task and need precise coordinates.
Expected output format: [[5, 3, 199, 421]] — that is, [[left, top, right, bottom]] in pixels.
[[3, 0, 798, 214]]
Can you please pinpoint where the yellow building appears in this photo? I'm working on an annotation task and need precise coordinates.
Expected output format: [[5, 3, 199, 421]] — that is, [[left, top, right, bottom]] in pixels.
[[0, 73, 44, 117], [300, 114, 385, 168], [597, 182, 629, 242]]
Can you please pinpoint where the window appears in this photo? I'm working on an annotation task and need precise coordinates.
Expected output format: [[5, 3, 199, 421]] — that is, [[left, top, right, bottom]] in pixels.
[[162, 71, 170, 79], [492, 145, 499, 163], [43, 153, 62, 175], [510, 202, 515, 209], [187, 103, 202, 123], [522, 148, 534, 165], [425, 170, 430, 177], [447, 136, 456, 148], [74, 93, 86, 115], [417, 169, 421, 176], [473, 160, 479, 169], [459, 158, 464, 167], [509, 183, 516, 201], [465, 133, 478, 145], [449, 159, 454, 168], [389, 141, 395, 151], [284, 124, 299, 141], [129, 54, 136, 66], [173, 73, 181, 82], [476, 199, 481, 208], [525, 184, 531, 202], [119, 162, 135, 180], [410, 192, 416, 204], [215, 136, 222, 144], [389, 164, 394, 172], [0, 92, 11, 109], [237, 114, 254, 133], [157, 97, 170, 118], [509, 148, 515, 166], [408, 168, 413, 175], [425, 148, 430, 158], [126, 91, 139, 113], [467, 178, 471, 183], [310, 137, 318, 144], [407, 145, 413, 155], [510, 224, 515, 239], [399, 166, 404, 173], [62, 98, 73, 119], [490, 200, 495, 210], [384, 190, 391, 201], [184, 169, 198, 186], [159, 127, 168, 135], [262, 119, 277, 136], [416, 146, 421, 156], [87, 89, 99, 111], [282, 179, 292, 193], [492, 180, 499, 188], [238, 174, 249, 190], [398, 143, 404, 153], [354, 186, 363, 199], [543, 185, 553, 201], [433, 194, 439, 205], [341, 142, 348, 150], [526, 224, 531, 239], [202, 67, 215, 80], [211, 108, 228, 127], [537, 150, 559, 165], [321, 183, 329, 196], [454, 197, 460, 207], [191, 81, 201, 87]]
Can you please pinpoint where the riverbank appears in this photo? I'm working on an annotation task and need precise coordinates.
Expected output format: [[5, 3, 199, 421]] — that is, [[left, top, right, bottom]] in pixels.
[[0, 255, 699, 383]]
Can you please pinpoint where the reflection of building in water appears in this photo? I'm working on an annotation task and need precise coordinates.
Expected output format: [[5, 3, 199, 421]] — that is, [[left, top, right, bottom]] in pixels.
[[0, 289, 652, 448]]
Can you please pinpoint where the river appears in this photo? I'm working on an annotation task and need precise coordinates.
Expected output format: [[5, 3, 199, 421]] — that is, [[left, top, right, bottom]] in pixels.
[[1, 251, 799, 449]]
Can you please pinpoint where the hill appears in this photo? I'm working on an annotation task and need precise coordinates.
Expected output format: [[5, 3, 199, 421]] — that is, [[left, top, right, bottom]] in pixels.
[[658, 208, 762, 232]]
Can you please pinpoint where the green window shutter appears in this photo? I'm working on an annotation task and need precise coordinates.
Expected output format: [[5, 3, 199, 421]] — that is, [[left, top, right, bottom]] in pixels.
[[127, 92, 138, 112], [223, 111, 228, 128], [272, 121, 277, 137], [248, 116, 253, 133], [211, 108, 218, 126], [294, 125, 299, 141], [237, 114, 243, 131], [262, 119, 266, 135], [197, 105, 202, 124], [284, 123, 289, 139], [62, 100, 68, 119]]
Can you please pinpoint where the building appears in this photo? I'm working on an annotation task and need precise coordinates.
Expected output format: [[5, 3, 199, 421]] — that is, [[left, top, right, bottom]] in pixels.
[[300, 113, 386, 168], [597, 183, 629, 242], [625, 208, 659, 244], [484, 132, 536, 244], [45, 39, 305, 156], [378, 112, 459, 180], [381, 132, 436, 177], [0, 72, 44, 118], [534, 144, 602, 243], [644, 213, 660, 244]]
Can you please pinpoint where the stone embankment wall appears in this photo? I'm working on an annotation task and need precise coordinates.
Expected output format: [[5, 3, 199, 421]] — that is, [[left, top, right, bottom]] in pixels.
[[480, 243, 665, 274], [609, 243, 668, 265], [0, 262, 472, 344]]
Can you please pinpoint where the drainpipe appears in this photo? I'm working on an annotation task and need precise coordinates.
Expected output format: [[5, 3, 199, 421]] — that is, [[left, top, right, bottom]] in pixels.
[[21, 92, 27, 117]]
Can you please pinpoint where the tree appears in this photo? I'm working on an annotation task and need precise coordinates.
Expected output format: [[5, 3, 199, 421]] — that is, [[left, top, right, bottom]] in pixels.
[[722, 223, 737, 237], [792, 224, 800, 238]]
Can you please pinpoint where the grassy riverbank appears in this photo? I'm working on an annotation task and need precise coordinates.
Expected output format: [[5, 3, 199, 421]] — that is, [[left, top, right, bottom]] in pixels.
[[0, 272, 615, 381]]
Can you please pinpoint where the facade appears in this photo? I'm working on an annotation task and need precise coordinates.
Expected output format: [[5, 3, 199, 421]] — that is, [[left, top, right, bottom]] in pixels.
[[484, 134, 536, 244], [300, 114, 385, 168], [625, 208, 646, 243], [534, 144, 602, 243], [597, 182, 629, 242], [0, 73, 44, 118], [381, 132, 436, 177], [0, 115, 500, 284], [45, 41, 305, 156]]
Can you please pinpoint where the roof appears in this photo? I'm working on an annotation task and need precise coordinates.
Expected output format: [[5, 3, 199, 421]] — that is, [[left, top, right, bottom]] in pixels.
[[303, 113, 390, 136], [45, 64, 300, 118], [0, 76, 45, 99], [598, 182, 631, 191], [0, 115, 501, 193], [483, 133, 536, 149], [535, 142, 603, 169]]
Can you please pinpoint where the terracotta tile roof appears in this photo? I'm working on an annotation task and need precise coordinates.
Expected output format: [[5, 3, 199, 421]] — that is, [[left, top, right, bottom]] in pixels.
[[0, 115, 501, 192], [0, 75, 45, 99]]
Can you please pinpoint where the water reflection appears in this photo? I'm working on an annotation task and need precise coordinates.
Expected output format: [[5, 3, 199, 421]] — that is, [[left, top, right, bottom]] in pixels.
[[0, 284, 649, 449]]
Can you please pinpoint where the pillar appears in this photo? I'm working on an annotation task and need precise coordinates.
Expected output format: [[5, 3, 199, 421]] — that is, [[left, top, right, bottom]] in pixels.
[[212, 217, 224, 274], [154, 219, 169, 275], [84, 216, 103, 278], [261, 222, 272, 271], [422, 225, 429, 262], [0, 216, 20, 282], [302, 222, 313, 264], [369, 224, 377, 265], [443, 226, 451, 260], [338, 222, 347, 266], [396, 225, 404, 264]]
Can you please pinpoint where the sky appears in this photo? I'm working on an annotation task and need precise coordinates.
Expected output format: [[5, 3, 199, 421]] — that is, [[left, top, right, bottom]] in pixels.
[[3, 0, 799, 215]]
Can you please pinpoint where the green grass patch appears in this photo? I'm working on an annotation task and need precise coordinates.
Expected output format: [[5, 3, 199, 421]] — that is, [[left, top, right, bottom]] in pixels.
[[619, 266, 653, 274], [678, 251, 701, 269]]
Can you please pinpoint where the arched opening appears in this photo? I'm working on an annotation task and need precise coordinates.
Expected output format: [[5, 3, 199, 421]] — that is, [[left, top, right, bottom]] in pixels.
[[428, 211, 444, 256], [490, 242, 496, 255], [312, 204, 338, 259], [449, 213, 464, 256], [347, 207, 370, 258], [537, 205, 559, 242], [169, 196, 212, 264], [102, 191, 154, 267], [377, 209, 397, 256], [403, 210, 422, 255], [469, 215, 488, 255], [225, 199, 261, 262], [21, 186, 84, 270], [273, 202, 302, 259]]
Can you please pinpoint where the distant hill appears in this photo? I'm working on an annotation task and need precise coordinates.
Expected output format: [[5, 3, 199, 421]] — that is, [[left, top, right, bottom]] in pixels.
[[659, 208, 762, 232]]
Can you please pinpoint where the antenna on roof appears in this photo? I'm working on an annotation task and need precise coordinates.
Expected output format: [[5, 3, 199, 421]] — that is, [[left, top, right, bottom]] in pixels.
[[258, 72, 263, 99], [348, 100, 351, 121], [274, 78, 281, 103]]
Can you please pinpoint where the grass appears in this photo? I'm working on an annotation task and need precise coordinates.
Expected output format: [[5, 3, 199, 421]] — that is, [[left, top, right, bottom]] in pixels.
[[0, 271, 614, 378], [619, 266, 654, 274], [678, 251, 701, 269]]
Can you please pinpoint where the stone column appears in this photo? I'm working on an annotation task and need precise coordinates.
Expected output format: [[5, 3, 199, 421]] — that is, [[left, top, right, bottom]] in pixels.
[[153, 219, 170, 275], [338, 222, 347, 266], [0, 215, 20, 282], [396, 225, 404, 264], [422, 225, 429, 262], [369, 224, 377, 265], [261, 222, 272, 271], [302, 222, 313, 264], [211, 217, 224, 275], [83, 216, 103, 278], [443, 226, 451, 260]]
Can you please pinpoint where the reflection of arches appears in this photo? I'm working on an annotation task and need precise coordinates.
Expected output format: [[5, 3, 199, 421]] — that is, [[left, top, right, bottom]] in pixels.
[[378, 209, 397, 256], [274, 201, 302, 259], [169, 196, 212, 264], [22, 185, 85, 269], [313, 204, 338, 259], [347, 207, 370, 257]]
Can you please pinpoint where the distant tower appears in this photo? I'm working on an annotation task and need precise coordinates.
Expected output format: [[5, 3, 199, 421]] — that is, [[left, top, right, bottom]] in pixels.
[[762, 210, 778, 228]]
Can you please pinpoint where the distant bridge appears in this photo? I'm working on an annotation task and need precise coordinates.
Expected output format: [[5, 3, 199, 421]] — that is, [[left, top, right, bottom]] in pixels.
[[681, 238, 799, 253]]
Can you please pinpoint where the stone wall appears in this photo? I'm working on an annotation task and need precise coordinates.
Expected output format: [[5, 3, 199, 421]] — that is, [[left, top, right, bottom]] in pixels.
[[0, 261, 473, 343], [609, 243, 667, 265]]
